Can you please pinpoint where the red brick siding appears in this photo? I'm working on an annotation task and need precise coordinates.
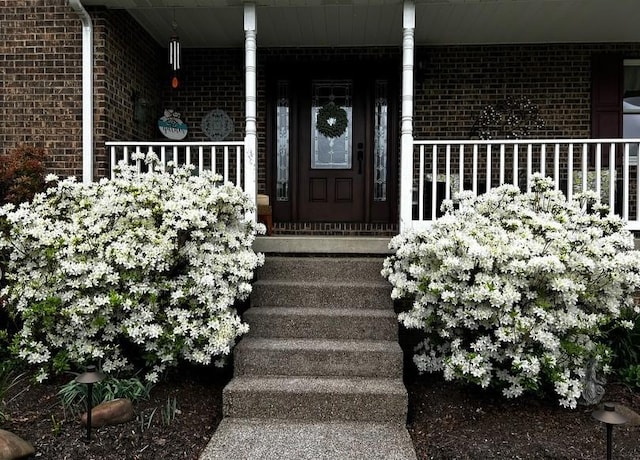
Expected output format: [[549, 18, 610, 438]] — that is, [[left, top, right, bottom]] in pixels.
[[1, 3, 163, 180], [92, 8, 164, 178], [1, 0, 84, 177], [415, 43, 640, 140], [162, 48, 245, 143]]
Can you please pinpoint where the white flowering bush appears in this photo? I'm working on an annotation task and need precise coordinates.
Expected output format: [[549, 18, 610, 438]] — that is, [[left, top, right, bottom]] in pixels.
[[383, 175, 640, 408], [0, 159, 264, 383]]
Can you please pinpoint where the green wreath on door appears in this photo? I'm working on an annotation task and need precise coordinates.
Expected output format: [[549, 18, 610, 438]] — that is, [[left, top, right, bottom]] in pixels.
[[316, 102, 348, 138]]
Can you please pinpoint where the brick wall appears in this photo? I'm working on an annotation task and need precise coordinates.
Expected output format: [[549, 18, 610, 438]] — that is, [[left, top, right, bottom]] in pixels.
[[0, 2, 163, 180], [1, 0, 84, 178], [415, 43, 640, 140], [162, 48, 245, 144], [92, 8, 164, 178]]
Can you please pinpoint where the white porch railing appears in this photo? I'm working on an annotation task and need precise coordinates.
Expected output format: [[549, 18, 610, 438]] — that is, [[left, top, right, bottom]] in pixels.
[[106, 141, 246, 188], [404, 139, 640, 232]]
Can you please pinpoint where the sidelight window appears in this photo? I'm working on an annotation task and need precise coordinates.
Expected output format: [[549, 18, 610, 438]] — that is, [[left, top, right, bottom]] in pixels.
[[374, 81, 388, 201], [276, 81, 290, 201]]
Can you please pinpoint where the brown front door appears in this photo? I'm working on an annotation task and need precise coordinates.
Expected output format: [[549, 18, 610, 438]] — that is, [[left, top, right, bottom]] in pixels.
[[268, 60, 398, 224], [298, 79, 365, 222]]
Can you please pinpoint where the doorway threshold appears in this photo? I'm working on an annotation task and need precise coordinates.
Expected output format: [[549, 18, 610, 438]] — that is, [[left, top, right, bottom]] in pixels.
[[253, 235, 394, 255]]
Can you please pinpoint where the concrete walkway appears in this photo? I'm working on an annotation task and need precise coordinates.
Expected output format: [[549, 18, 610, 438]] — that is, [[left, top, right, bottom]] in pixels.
[[199, 418, 417, 460]]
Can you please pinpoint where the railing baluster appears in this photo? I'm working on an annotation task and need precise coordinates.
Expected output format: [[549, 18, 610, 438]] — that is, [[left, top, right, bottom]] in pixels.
[[486, 144, 492, 192], [135, 146, 142, 173], [199, 146, 204, 175], [609, 144, 615, 214], [595, 143, 602, 201], [186, 146, 191, 166], [540, 143, 546, 177], [623, 143, 629, 220], [236, 146, 242, 187], [110, 145, 117, 179], [472, 144, 478, 194], [224, 146, 230, 182], [526, 144, 533, 192], [212, 147, 217, 175], [173, 145, 178, 166], [160, 146, 167, 173], [458, 144, 464, 194], [418, 145, 425, 221], [499, 143, 505, 185], [567, 143, 574, 201], [431, 145, 438, 221], [513, 144, 519, 186], [554, 144, 560, 191], [581, 143, 588, 194], [146, 146, 154, 174], [445, 145, 451, 200]]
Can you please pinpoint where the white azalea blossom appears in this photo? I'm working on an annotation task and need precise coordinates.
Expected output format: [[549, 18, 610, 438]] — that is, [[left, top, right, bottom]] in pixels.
[[0, 163, 264, 381], [382, 174, 640, 408]]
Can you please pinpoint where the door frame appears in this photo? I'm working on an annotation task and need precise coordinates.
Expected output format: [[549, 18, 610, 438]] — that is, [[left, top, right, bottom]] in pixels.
[[265, 57, 399, 224]]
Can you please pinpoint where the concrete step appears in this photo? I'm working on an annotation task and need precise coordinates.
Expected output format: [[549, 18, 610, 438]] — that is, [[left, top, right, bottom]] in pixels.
[[244, 307, 398, 341], [199, 418, 417, 460], [223, 376, 408, 422], [256, 257, 387, 283], [250, 280, 392, 309], [234, 338, 403, 378]]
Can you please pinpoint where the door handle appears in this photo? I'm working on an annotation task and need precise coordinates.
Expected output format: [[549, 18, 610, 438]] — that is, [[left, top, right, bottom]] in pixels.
[[357, 143, 364, 174]]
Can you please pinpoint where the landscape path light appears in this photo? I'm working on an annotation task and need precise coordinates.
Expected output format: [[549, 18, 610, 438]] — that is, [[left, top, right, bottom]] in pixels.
[[75, 365, 105, 441], [591, 402, 629, 460]]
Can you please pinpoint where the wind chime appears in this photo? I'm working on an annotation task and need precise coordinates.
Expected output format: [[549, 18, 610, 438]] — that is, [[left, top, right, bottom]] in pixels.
[[168, 12, 180, 89]]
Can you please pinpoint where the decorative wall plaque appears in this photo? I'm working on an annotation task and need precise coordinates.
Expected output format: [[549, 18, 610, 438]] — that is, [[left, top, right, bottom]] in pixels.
[[158, 109, 188, 140], [201, 109, 234, 141]]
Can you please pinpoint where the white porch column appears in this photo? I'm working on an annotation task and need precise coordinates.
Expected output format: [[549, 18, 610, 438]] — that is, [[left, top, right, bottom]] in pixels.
[[244, 3, 258, 221], [399, 0, 415, 232]]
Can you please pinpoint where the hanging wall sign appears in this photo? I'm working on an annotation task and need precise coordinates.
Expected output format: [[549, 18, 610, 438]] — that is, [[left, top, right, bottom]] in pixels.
[[158, 109, 188, 140], [201, 109, 234, 141]]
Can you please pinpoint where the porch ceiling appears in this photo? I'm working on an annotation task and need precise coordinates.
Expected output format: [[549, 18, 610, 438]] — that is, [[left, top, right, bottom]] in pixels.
[[80, 0, 640, 48]]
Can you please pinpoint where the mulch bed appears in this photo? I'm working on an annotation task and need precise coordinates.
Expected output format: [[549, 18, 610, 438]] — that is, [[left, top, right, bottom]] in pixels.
[[2, 366, 639, 459], [2, 366, 229, 460], [407, 375, 640, 460]]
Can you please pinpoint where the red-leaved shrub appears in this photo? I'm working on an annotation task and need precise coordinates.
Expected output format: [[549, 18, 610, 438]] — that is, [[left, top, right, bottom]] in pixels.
[[0, 145, 47, 204]]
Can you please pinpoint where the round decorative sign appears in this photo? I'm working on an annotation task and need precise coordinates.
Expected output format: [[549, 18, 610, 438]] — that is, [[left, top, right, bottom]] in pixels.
[[316, 102, 348, 138], [201, 109, 234, 141], [158, 109, 188, 140]]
